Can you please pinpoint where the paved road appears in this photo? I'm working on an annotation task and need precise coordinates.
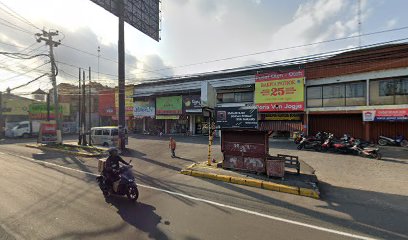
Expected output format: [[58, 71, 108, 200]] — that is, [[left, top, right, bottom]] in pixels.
[[0, 136, 407, 240]]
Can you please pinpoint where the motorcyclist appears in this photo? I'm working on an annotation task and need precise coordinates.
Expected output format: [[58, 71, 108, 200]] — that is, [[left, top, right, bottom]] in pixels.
[[104, 147, 129, 192]]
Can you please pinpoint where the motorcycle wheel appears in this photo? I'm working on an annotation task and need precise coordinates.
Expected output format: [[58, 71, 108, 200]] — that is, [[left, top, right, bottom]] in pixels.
[[297, 144, 303, 150], [400, 140, 408, 147], [127, 185, 139, 202], [378, 139, 388, 146], [374, 153, 382, 160], [314, 145, 322, 152]]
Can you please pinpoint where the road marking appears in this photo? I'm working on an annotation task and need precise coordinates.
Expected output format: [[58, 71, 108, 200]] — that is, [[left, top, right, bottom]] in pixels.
[[0, 151, 378, 240]]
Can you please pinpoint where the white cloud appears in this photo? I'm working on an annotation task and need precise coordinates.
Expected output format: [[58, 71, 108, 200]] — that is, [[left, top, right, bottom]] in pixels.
[[386, 18, 398, 28]]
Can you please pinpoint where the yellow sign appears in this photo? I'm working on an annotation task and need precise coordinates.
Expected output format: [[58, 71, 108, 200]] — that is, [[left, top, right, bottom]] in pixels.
[[115, 85, 134, 116], [255, 70, 305, 112], [2, 98, 35, 116]]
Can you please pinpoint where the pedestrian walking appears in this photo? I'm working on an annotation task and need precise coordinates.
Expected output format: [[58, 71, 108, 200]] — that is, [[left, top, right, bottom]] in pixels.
[[169, 137, 176, 158]]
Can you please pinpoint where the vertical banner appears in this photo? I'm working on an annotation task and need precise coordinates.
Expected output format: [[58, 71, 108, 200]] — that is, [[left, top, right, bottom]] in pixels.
[[255, 70, 305, 112], [115, 85, 134, 116]]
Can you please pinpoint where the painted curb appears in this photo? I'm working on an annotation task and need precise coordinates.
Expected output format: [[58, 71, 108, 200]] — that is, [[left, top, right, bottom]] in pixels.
[[25, 144, 102, 158], [180, 168, 320, 199]]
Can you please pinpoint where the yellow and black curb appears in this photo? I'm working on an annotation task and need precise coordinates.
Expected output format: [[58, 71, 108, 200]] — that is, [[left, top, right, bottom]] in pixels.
[[25, 144, 102, 158], [180, 169, 320, 199]]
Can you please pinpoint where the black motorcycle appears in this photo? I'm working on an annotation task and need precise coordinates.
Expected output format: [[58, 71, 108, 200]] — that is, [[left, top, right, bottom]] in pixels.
[[96, 160, 139, 202], [297, 136, 322, 151]]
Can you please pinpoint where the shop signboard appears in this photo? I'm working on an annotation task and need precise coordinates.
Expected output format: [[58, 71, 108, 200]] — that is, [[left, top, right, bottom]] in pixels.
[[216, 106, 258, 129], [255, 69, 305, 112], [115, 85, 134, 116], [156, 115, 180, 120], [1, 99, 33, 116], [261, 113, 302, 121], [156, 96, 182, 115], [363, 109, 408, 121], [183, 95, 202, 113], [133, 100, 155, 118], [29, 103, 70, 120], [38, 121, 57, 144]]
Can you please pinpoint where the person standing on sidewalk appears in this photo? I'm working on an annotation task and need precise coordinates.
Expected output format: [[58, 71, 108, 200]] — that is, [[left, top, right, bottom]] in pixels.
[[169, 137, 176, 158]]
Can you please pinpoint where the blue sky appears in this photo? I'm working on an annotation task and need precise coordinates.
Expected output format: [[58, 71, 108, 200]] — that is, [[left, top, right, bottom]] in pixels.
[[0, 0, 407, 94]]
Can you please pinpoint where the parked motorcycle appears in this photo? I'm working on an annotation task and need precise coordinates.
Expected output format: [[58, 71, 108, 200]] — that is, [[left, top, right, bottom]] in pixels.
[[351, 141, 382, 159], [297, 136, 322, 151], [378, 135, 408, 147], [96, 160, 139, 202], [330, 134, 356, 154]]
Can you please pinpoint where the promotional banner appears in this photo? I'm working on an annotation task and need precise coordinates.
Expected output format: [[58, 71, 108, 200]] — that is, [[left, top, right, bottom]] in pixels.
[[363, 109, 408, 121], [215, 106, 258, 129], [115, 85, 134, 116], [1, 99, 33, 116], [156, 96, 182, 115], [38, 121, 57, 144], [133, 100, 155, 118], [29, 103, 70, 120], [183, 95, 202, 113], [255, 70, 305, 112]]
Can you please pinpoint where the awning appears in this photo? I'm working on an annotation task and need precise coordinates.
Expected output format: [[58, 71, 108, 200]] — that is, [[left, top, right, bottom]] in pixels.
[[258, 121, 302, 132]]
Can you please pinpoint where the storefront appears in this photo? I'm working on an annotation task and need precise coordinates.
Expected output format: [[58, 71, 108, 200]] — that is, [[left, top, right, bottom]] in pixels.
[[182, 95, 203, 135], [155, 96, 187, 134], [363, 108, 408, 141], [133, 99, 155, 133], [255, 69, 305, 137]]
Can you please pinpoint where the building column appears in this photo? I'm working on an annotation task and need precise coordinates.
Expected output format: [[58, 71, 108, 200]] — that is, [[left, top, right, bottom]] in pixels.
[[142, 118, 146, 132], [164, 119, 168, 134], [364, 122, 371, 142], [190, 115, 194, 135], [303, 112, 309, 135], [366, 79, 370, 106]]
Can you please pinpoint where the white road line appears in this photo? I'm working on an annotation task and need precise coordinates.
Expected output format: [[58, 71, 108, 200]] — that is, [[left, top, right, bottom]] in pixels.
[[0, 151, 378, 240]]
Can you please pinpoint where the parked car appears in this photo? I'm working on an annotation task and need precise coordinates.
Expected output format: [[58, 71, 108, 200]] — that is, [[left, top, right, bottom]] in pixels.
[[91, 126, 128, 147], [10, 120, 41, 138]]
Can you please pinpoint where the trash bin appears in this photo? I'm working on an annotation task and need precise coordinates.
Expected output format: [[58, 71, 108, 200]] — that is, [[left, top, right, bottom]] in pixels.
[[265, 156, 285, 178]]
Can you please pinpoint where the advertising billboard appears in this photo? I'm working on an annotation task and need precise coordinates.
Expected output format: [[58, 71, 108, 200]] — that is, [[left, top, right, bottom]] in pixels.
[[156, 96, 182, 115], [115, 85, 134, 116], [1, 98, 33, 116], [255, 70, 305, 112], [133, 100, 155, 118], [183, 95, 202, 113], [363, 109, 408, 121], [29, 103, 70, 120], [215, 106, 258, 129], [38, 121, 57, 144]]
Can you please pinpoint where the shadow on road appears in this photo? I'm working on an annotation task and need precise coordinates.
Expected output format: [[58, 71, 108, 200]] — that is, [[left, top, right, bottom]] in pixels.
[[106, 197, 169, 240], [197, 176, 408, 240]]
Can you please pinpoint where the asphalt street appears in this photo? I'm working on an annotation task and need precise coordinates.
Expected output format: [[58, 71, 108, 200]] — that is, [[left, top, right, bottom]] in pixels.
[[0, 136, 407, 240]]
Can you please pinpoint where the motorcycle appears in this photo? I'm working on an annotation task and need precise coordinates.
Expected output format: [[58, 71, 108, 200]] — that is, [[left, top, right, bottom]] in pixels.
[[378, 135, 408, 147], [330, 134, 356, 154], [96, 160, 139, 202], [351, 141, 382, 159], [297, 136, 322, 151]]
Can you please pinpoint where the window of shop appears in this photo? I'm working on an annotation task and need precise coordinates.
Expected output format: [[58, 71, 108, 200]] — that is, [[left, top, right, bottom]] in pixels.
[[168, 119, 189, 134], [307, 81, 367, 107], [217, 91, 254, 103], [370, 77, 408, 105]]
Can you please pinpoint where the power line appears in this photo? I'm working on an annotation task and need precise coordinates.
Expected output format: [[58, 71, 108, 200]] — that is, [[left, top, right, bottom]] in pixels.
[[9, 73, 49, 91], [0, 1, 41, 31], [0, 61, 50, 82]]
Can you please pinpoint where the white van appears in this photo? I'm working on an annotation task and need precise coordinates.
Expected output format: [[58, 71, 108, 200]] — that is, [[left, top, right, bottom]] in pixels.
[[91, 126, 128, 147]]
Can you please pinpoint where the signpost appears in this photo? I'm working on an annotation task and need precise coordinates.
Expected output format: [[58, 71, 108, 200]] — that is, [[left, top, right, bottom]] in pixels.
[[255, 70, 305, 112]]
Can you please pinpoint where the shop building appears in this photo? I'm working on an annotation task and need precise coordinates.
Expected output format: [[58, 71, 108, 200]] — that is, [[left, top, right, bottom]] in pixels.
[[304, 43, 408, 141]]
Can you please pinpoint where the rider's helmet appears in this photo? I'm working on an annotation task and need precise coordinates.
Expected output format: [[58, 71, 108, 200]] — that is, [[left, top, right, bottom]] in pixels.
[[108, 147, 118, 155]]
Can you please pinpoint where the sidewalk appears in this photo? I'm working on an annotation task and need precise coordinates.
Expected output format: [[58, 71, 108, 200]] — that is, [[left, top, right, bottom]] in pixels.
[[180, 160, 320, 199]]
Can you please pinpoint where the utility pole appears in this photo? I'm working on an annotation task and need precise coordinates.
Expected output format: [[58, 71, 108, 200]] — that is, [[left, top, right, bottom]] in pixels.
[[78, 68, 82, 145], [88, 67, 92, 146], [0, 92, 3, 138], [35, 30, 62, 141], [46, 92, 50, 121], [118, 0, 126, 151], [82, 70, 87, 145]]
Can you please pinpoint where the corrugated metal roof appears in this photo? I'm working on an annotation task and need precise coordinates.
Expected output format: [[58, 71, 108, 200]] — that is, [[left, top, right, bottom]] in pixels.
[[209, 75, 255, 88]]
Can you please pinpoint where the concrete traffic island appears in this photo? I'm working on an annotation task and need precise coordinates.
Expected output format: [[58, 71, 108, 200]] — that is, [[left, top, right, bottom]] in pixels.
[[26, 142, 107, 158], [180, 161, 320, 199]]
